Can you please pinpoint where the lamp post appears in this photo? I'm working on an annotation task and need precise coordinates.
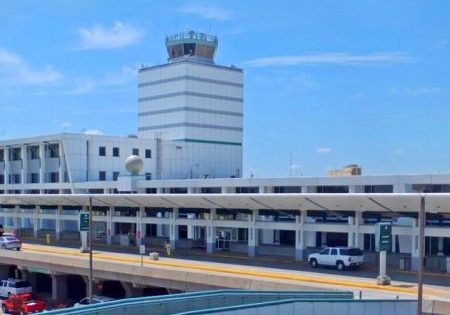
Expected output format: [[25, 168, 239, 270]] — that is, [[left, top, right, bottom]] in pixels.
[[417, 194, 425, 315], [88, 196, 93, 304]]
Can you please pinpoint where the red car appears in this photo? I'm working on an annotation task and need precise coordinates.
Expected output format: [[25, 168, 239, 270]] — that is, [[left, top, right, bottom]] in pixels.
[[1, 293, 46, 314]]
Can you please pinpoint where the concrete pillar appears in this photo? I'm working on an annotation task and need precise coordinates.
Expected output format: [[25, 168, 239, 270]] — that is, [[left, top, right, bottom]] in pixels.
[[156, 212, 165, 237], [187, 213, 196, 239], [39, 143, 46, 184], [438, 237, 444, 255], [321, 232, 327, 246], [248, 210, 258, 257], [392, 235, 397, 253], [295, 229, 304, 260], [51, 274, 68, 301], [170, 208, 178, 249], [206, 226, 216, 253], [301, 186, 310, 193], [13, 205, 19, 234], [107, 207, 113, 244], [411, 219, 420, 271], [58, 142, 65, 183], [206, 209, 216, 253], [120, 282, 143, 298], [33, 206, 39, 238], [294, 213, 304, 260], [136, 207, 147, 246], [56, 205, 62, 241], [4, 147, 10, 185], [21, 145, 27, 184], [347, 216, 355, 247], [248, 228, 258, 257]]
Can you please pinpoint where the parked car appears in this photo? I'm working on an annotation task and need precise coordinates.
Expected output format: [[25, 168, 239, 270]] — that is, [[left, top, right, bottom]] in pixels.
[[0, 236, 22, 250], [308, 247, 364, 271], [1, 293, 46, 314], [74, 295, 115, 307], [0, 279, 32, 297]]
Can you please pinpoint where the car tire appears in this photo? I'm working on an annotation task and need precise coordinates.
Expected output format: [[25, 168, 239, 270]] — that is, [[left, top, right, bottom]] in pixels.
[[16, 247, 20, 251], [336, 261, 345, 271], [310, 259, 318, 268], [1, 244, 6, 249], [2, 303, 7, 313]]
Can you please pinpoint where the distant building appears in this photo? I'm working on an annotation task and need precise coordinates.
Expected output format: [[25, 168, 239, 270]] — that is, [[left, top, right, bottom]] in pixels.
[[328, 164, 362, 177], [0, 31, 243, 187]]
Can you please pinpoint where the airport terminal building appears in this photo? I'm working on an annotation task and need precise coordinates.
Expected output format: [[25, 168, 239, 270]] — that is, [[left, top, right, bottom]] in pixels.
[[0, 31, 449, 273]]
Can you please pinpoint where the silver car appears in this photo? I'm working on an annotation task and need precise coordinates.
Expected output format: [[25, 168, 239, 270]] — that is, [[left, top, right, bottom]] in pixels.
[[0, 236, 22, 250], [74, 296, 115, 307]]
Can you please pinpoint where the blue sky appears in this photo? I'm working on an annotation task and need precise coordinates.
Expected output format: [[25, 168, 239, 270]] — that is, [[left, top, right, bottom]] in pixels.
[[1, 1, 449, 177]]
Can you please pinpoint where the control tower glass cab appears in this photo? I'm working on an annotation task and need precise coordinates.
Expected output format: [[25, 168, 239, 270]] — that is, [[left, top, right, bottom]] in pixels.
[[165, 30, 218, 64]]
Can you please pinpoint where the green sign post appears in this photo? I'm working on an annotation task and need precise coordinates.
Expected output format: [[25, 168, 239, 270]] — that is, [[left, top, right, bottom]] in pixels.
[[375, 222, 392, 285], [79, 212, 90, 232], [375, 222, 392, 252]]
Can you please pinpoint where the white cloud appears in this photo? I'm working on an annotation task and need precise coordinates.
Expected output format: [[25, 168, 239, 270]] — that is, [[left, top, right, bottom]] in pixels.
[[82, 129, 104, 136], [243, 52, 412, 67], [316, 147, 332, 154], [393, 148, 405, 156], [181, 3, 233, 20], [75, 22, 144, 50], [0, 48, 62, 85], [67, 66, 136, 95]]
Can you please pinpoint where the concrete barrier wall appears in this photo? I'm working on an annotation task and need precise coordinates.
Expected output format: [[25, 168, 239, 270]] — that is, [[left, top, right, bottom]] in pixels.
[[193, 300, 417, 315], [42, 291, 355, 315]]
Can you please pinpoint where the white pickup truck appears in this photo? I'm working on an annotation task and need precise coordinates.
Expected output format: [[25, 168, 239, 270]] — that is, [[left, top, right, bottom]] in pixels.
[[0, 279, 32, 297], [308, 247, 364, 271]]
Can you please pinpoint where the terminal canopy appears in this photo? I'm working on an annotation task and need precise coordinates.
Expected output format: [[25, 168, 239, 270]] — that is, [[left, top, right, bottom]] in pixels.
[[0, 193, 446, 213]]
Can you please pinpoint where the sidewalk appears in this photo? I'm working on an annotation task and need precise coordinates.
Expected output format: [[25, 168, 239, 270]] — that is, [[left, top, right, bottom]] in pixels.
[[22, 237, 450, 288]]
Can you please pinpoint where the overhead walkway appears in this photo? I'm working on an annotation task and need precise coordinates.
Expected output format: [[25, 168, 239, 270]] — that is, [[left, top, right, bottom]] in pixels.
[[39, 290, 415, 315]]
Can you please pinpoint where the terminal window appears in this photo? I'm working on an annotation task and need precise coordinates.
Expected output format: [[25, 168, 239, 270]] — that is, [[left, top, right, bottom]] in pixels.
[[99, 171, 106, 181], [99, 146, 106, 156], [48, 144, 59, 158], [0, 149, 4, 161], [29, 146, 40, 160], [132, 148, 139, 156], [113, 171, 119, 181], [10, 147, 21, 161], [145, 149, 151, 159], [112, 147, 119, 157]]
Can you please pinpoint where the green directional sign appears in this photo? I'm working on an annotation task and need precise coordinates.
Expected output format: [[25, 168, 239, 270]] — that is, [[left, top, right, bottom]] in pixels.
[[375, 222, 392, 252], [27, 267, 50, 274], [79, 212, 90, 232]]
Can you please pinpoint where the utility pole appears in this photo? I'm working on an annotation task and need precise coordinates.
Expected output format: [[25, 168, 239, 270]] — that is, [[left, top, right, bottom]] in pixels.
[[88, 196, 93, 304], [417, 194, 425, 315]]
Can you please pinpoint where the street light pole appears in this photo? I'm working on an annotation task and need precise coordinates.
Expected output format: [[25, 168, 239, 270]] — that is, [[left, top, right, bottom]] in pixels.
[[417, 194, 425, 315], [88, 196, 93, 304]]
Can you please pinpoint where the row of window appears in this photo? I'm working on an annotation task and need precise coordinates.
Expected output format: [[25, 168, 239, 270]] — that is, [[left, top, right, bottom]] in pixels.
[[99, 147, 152, 158], [0, 144, 60, 162], [0, 172, 64, 184]]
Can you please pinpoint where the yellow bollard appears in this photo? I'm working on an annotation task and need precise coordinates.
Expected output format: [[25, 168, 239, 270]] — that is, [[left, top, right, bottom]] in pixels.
[[46, 234, 51, 244]]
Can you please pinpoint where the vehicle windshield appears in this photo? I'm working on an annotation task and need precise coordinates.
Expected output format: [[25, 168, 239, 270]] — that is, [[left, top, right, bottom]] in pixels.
[[340, 248, 363, 256], [14, 281, 31, 288], [5, 237, 17, 241]]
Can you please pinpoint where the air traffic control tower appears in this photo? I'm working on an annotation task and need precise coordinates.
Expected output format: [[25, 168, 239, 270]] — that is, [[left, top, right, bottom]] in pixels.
[[137, 31, 244, 163]]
